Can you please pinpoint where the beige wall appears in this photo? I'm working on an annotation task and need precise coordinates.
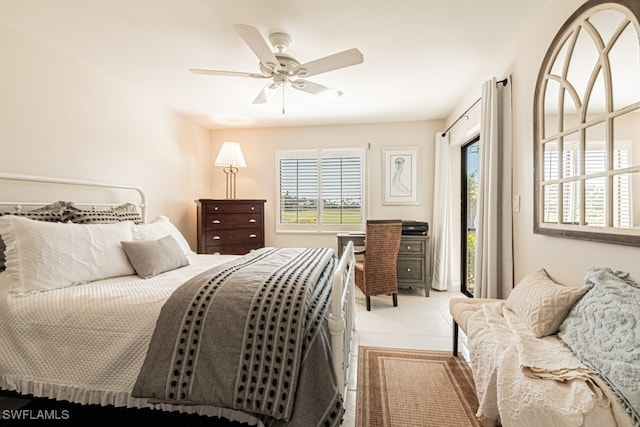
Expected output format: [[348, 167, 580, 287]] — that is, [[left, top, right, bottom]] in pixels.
[[0, 23, 211, 250], [446, 0, 640, 286], [211, 120, 443, 252]]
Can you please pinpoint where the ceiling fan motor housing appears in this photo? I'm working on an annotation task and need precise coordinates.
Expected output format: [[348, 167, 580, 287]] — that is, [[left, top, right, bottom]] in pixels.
[[258, 32, 302, 77], [259, 52, 301, 76]]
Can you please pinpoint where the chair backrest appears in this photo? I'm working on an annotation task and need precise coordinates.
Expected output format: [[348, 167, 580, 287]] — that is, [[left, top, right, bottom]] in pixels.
[[363, 219, 402, 282]]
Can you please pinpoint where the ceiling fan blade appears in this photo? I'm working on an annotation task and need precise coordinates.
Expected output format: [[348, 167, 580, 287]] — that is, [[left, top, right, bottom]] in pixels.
[[189, 68, 266, 78], [294, 48, 363, 78], [253, 83, 282, 104], [234, 24, 281, 73], [291, 79, 343, 99]]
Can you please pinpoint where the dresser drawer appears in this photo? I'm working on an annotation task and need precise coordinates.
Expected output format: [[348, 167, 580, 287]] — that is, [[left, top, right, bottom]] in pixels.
[[397, 258, 424, 281], [398, 238, 426, 255], [203, 228, 262, 246], [202, 213, 262, 230], [202, 202, 263, 215]]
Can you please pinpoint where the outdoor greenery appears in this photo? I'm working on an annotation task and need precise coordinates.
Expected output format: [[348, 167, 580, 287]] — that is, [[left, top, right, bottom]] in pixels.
[[280, 206, 362, 224], [466, 233, 476, 291], [280, 191, 362, 224]]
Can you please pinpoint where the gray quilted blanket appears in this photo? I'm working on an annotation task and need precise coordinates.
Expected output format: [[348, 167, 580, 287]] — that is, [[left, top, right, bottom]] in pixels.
[[558, 267, 640, 427], [132, 247, 343, 427]]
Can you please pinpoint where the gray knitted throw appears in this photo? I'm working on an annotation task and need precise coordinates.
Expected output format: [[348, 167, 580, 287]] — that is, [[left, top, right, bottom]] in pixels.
[[558, 267, 640, 426]]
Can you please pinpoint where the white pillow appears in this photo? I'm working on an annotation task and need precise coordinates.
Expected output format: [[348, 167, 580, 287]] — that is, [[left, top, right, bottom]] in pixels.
[[0, 216, 135, 293], [133, 216, 193, 255], [506, 268, 589, 337]]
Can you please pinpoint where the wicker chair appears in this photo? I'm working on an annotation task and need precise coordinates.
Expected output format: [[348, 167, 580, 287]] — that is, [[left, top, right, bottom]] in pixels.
[[354, 219, 402, 311]]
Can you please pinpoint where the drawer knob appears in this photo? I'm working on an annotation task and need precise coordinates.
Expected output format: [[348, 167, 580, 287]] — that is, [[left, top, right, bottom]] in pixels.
[[214, 206, 219, 210], [212, 236, 221, 240], [407, 245, 411, 250], [212, 219, 221, 224], [406, 268, 411, 272], [249, 219, 256, 223], [249, 234, 257, 238]]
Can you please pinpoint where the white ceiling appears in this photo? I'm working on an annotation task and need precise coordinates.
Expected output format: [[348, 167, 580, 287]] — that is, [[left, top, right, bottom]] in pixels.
[[0, 0, 552, 129]]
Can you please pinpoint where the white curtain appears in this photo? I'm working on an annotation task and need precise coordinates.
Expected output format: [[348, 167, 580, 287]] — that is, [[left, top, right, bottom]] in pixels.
[[431, 132, 453, 291], [474, 77, 514, 299]]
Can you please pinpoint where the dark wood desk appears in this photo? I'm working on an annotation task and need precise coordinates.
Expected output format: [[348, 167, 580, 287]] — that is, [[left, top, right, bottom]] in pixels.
[[337, 233, 430, 297]]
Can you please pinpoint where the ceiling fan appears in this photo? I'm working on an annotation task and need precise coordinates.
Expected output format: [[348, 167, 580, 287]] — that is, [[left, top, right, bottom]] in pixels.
[[190, 24, 364, 108]]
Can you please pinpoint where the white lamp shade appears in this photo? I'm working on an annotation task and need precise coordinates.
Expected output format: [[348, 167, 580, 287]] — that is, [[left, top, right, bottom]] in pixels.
[[214, 141, 246, 168]]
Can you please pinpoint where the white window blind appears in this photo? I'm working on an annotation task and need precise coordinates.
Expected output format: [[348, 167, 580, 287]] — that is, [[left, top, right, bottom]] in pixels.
[[542, 140, 631, 227], [276, 148, 365, 232]]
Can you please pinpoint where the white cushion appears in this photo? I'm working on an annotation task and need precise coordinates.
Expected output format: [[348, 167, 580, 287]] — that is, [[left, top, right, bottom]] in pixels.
[[133, 216, 193, 255], [506, 268, 589, 337], [0, 216, 135, 293]]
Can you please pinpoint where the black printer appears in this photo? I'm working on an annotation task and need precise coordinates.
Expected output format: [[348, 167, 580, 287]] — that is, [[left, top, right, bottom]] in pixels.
[[401, 221, 428, 236]]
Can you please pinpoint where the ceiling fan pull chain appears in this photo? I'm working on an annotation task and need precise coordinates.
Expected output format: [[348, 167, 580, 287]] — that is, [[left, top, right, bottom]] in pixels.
[[282, 87, 286, 115]]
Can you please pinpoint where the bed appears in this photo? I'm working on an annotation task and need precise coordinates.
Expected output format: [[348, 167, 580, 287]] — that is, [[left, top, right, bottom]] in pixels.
[[0, 172, 356, 426]]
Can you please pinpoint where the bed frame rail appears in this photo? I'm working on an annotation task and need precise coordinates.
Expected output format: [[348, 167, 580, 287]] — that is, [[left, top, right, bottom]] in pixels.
[[0, 172, 147, 222], [329, 240, 356, 401]]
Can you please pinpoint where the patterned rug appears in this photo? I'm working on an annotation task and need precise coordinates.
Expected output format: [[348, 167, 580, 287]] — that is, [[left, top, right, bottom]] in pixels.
[[356, 347, 482, 427]]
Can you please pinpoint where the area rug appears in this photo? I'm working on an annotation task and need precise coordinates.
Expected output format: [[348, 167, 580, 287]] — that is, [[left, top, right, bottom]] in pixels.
[[356, 346, 481, 427]]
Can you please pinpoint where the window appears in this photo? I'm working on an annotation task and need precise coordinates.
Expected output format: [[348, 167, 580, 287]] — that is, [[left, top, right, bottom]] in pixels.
[[276, 148, 365, 232]]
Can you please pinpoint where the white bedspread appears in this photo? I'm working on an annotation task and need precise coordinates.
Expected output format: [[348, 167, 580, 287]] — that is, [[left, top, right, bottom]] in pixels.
[[0, 254, 261, 425], [467, 301, 626, 427]]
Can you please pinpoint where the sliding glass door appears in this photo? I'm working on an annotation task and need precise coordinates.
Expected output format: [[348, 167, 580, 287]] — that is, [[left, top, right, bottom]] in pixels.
[[461, 137, 479, 297]]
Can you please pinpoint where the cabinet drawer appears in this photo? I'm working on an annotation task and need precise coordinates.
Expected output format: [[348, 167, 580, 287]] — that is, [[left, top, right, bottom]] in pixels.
[[397, 258, 424, 281], [203, 202, 263, 214], [203, 229, 263, 245], [202, 213, 262, 230], [398, 239, 426, 255]]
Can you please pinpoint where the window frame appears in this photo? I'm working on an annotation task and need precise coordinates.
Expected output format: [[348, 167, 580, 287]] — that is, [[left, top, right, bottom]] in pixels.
[[275, 147, 366, 234]]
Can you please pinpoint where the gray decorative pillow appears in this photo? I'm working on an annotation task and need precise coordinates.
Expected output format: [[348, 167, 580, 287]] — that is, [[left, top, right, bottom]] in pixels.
[[121, 235, 189, 279], [558, 267, 640, 425], [64, 203, 143, 224], [32, 201, 71, 214]]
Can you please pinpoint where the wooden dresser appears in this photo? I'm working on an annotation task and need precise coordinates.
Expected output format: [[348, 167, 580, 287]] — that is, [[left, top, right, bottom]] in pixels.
[[196, 199, 266, 255]]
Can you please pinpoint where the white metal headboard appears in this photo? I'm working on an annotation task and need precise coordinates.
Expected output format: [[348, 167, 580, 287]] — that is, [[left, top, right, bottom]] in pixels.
[[0, 172, 147, 222]]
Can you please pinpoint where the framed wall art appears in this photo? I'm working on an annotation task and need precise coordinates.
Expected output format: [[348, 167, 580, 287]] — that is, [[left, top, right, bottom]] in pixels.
[[382, 146, 419, 205]]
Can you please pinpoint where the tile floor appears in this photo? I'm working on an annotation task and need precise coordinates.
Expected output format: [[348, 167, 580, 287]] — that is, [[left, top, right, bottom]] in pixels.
[[342, 287, 465, 427]]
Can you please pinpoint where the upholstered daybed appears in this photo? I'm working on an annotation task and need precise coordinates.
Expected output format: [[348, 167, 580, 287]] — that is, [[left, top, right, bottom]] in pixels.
[[449, 267, 639, 427]]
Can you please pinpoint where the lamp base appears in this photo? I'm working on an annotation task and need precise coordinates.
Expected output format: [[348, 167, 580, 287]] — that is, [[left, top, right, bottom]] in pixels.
[[223, 167, 239, 199]]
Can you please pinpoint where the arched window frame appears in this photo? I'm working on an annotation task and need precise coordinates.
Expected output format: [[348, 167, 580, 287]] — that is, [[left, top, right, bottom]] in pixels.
[[533, 0, 640, 246]]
